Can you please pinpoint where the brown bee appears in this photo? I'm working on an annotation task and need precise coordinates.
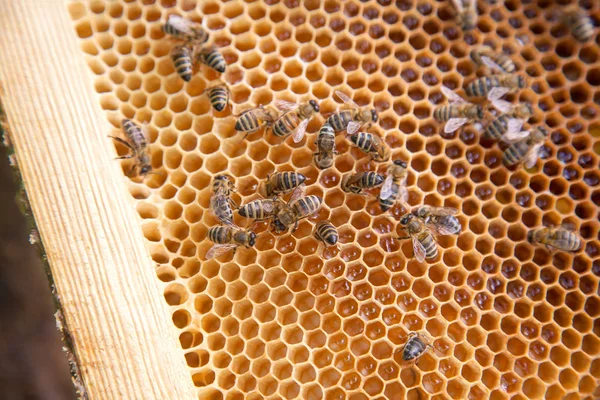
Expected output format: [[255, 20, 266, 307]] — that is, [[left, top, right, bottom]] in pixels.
[[348, 132, 391, 162], [527, 224, 582, 252], [271, 100, 320, 143], [341, 172, 384, 195], [314, 221, 339, 247], [413, 206, 462, 235], [397, 213, 438, 262], [434, 87, 484, 133], [452, 0, 477, 31], [401, 333, 433, 362], [379, 160, 409, 212], [163, 14, 209, 44], [171, 44, 194, 82], [563, 9, 594, 43], [206, 223, 256, 259], [108, 119, 158, 177], [235, 105, 281, 137], [195, 45, 226, 73], [501, 123, 549, 168], [259, 172, 307, 198], [210, 175, 237, 225], [238, 198, 284, 222], [465, 74, 527, 98], [327, 90, 378, 134], [484, 101, 533, 141], [470, 46, 515, 73], [204, 82, 230, 112], [314, 123, 337, 170], [271, 187, 323, 234]]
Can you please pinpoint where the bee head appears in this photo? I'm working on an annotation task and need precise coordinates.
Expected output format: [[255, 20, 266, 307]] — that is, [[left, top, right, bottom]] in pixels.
[[309, 100, 320, 112], [518, 76, 527, 88], [476, 105, 485, 119], [248, 231, 257, 247], [526, 230, 535, 243], [371, 109, 379, 123], [140, 165, 152, 175], [399, 213, 414, 226], [394, 160, 408, 168]]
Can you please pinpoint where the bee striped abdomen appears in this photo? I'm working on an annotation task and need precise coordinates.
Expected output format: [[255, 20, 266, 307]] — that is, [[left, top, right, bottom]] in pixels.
[[315, 222, 338, 246], [235, 111, 260, 132], [317, 124, 336, 151], [466, 76, 495, 97], [327, 111, 353, 132], [379, 183, 399, 211], [503, 141, 529, 166], [497, 55, 515, 73], [273, 112, 300, 137], [484, 114, 510, 140], [420, 232, 438, 259], [171, 45, 193, 82], [208, 86, 229, 112], [361, 172, 384, 188], [238, 201, 263, 220], [279, 172, 305, 192], [570, 12, 594, 42], [403, 336, 428, 361], [351, 132, 374, 152], [122, 119, 146, 148], [433, 105, 461, 121], [200, 49, 226, 73], [208, 226, 231, 244], [293, 195, 322, 217], [555, 231, 582, 251]]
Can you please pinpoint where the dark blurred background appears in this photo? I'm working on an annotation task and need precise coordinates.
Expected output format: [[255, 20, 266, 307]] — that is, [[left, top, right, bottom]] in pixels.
[[0, 144, 75, 399]]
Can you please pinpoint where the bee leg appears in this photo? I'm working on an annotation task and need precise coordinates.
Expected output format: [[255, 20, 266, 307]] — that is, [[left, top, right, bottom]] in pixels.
[[397, 235, 411, 240], [114, 154, 134, 160], [292, 221, 299, 233], [107, 135, 134, 150], [125, 164, 137, 177]]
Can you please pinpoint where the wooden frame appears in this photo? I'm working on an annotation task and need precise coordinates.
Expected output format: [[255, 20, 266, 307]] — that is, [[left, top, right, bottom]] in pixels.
[[0, 1, 196, 398]]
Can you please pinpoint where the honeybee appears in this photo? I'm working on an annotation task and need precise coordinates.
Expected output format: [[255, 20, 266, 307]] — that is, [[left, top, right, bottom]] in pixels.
[[434, 86, 484, 133], [108, 119, 158, 177], [470, 46, 515, 73], [259, 172, 307, 198], [238, 198, 284, 222], [379, 160, 409, 212], [501, 123, 549, 168], [271, 187, 323, 234], [314, 221, 339, 247], [401, 333, 433, 362], [196, 46, 226, 73], [271, 100, 320, 143], [210, 174, 237, 224], [171, 44, 194, 82], [327, 90, 378, 134], [314, 123, 337, 170], [206, 223, 256, 259], [527, 224, 582, 252], [348, 132, 391, 162], [397, 213, 438, 262], [465, 74, 527, 98], [452, 0, 477, 31], [413, 206, 462, 235], [163, 14, 209, 44], [204, 82, 230, 112], [341, 172, 384, 195], [563, 9, 594, 43], [484, 101, 533, 141], [234, 105, 281, 137]]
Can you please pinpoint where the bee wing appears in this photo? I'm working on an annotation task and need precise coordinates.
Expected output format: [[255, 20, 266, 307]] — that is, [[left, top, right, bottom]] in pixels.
[[411, 236, 427, 263], [487, 87, 510, 101], [141, 122, 150, 149], [346, 121, 362, 135], [501, 120, 529, 143], [380, 174, 394, 200], [261, 200, 277, 213], [427, 223, 461, 236], [398, 183, 409, 204], [444, 118, 469, 133], [441, 86, 466, 104], [451, 0, 464, 11], [335, 90, 359, 108], [560, 222, 577, 232], [292, 118, 310, 143], [481, 56, 505, 73], [289, 185, 306, 203], [167, 14, 191, 32], [490, 98, 513, 114], [524, 143, 543, 168], [206, 244, 237, 260], [273, 100, 299, 112], [429, 207, 459, 216]]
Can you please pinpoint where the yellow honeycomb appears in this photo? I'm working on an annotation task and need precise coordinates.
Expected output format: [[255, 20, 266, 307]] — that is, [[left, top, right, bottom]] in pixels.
[[68, 0, 600, 398]]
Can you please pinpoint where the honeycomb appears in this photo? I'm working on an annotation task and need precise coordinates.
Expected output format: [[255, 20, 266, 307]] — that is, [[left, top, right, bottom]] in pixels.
[[68, 0, 600, 398]]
